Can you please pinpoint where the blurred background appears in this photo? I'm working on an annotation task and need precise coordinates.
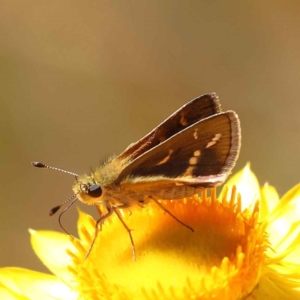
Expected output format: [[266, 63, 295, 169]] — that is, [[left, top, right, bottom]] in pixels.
[[1, 1, 299, 273]]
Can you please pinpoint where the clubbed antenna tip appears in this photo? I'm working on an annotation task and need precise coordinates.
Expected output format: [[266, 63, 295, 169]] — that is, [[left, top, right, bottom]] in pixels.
[[31, 162, 46, 168], [49, 205, 63, 216]]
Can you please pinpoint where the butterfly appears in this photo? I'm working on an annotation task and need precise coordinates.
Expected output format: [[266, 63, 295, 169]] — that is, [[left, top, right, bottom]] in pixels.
[[32, 93, 241, 259]]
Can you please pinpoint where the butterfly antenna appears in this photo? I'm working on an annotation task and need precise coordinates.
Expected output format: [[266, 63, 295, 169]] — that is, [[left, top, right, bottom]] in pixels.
[[31, 162, 79, 177], [32, 161, 80, 235], [49, 192, 79, 216], [48, 193, 79, 237]]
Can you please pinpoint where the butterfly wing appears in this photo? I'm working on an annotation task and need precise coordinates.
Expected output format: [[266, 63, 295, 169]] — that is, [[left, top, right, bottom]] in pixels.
[[117, 93, 222, 162], [117, 111, 241, 199]]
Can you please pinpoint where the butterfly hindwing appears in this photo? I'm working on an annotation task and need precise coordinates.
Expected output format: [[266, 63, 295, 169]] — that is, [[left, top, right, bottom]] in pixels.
[[117, 93, 222, 162], [117, 111, 240, 191]]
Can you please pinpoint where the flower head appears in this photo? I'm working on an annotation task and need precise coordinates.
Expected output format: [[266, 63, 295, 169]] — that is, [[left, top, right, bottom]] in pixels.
[[1, 164, 300, 299]]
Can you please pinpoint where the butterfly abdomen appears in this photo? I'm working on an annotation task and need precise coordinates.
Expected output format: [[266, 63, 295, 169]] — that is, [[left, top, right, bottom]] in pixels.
[[150, 185, 202, 200]]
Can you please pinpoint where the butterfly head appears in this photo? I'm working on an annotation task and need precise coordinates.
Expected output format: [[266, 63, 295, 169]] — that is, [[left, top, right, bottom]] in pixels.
[[73, 175, 104, 205]]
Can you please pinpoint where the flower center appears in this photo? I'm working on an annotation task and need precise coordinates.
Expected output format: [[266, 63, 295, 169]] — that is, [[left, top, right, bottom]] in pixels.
[[67, 187, 268, 300]]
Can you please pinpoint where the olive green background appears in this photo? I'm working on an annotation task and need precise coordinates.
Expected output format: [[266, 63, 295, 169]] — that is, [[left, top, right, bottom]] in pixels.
[[1, 1, 299, 273]]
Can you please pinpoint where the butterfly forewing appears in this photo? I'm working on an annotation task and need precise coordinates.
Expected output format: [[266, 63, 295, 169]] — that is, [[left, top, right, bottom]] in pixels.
[[118, 93, 222, 162], [117, 111, 240, 195]]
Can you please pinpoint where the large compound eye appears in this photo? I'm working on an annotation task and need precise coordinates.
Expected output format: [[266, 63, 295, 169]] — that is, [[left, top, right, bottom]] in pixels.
[[87, 184, 102, 198]]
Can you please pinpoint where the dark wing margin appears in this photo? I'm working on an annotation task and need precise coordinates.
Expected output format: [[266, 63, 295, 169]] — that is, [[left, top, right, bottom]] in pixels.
[[117, 93, 222, 162], [117, 111, 241, 187]]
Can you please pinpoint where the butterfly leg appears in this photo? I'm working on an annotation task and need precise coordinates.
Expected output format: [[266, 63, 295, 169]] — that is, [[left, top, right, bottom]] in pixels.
[[150, 197, 194, 232], [113, 204, 136, 261], [85, 200, 114, 258]]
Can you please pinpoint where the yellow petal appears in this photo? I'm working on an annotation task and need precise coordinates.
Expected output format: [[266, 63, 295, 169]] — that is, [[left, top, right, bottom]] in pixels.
[[260, 183, 280, 220], [0, 283, 26, 300], [268, 183, 300, 222], [29, 229, 77, 287], [0, 267, 77, 300], [249, 274, 300, 300], [77, 208, 96, 241], [266, 183, 300, 252], [220, 163, 260, 210]]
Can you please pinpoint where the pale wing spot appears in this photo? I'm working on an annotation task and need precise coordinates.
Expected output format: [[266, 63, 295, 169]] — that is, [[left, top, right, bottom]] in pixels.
[[213, 133, 222, 142], [182, 166, 194, 176], [206, 133, 222, 148], [206, 141, 216, 148], [175, 182, 184, 186], [180, 114, 188, 126], [155, 149, 174, 165], [193, 128, 199, 140], [189, 157, 198, 165], [193, 150, 201, 157]]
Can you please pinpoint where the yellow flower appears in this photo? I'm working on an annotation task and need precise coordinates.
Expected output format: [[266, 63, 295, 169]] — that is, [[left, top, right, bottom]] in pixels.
[[1, 164, 300, 299]]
